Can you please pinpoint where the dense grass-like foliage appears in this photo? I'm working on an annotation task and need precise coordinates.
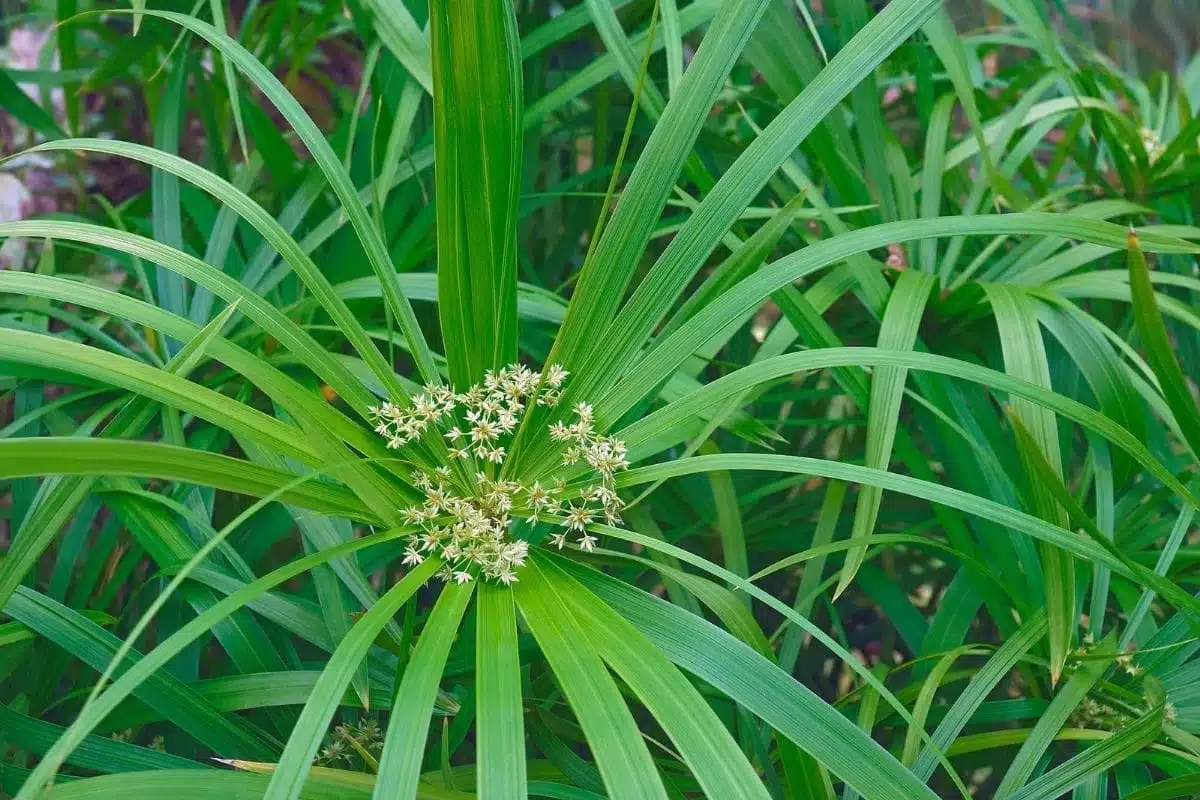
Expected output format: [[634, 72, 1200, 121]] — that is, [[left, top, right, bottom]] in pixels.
[[0, 0, 1199, 797]]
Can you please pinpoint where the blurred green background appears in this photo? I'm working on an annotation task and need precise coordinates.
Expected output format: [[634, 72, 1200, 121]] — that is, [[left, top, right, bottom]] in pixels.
[[945, 0, 1200, 72]]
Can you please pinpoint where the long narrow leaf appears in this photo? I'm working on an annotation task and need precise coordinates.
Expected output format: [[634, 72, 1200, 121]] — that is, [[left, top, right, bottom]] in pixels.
[[430, 0, 522, 385], [373, 582, 474, 799], [264, 560, 439, 800], [837, 271, 934, 595]]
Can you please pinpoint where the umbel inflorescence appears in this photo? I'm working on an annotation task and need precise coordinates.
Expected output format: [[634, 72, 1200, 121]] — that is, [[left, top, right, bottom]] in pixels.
[[368, 363, 628, 584]]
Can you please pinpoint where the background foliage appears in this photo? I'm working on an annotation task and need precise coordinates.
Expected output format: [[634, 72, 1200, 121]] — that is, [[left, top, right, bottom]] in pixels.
[[0, 0, 1199, 797]]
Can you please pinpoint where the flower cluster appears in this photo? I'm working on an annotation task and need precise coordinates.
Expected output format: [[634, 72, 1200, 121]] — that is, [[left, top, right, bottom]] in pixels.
[[1066, 636, 1176, 730], [369, 363, 628, 584], [1116, 652, 1143, 678], [547, 401, 628, 548], [315, 719, 385, 769], [399, 468, 532, 584], [1139, 126, 1166, 164], [370, 363, 567, 461], [1069, 695, 1131, 731]]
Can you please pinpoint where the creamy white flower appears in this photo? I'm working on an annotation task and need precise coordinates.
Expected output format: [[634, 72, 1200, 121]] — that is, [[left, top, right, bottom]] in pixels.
[[546, 364, 569, 387], [565, 503, 593, 532], [370, 361, 626, 584], [471, 419, 499, 442]]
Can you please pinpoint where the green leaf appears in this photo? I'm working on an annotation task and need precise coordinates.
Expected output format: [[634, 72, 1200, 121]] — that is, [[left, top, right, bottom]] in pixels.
[[1006, 692, 1164, 800], [1004, 412, 1200, 633], [917, 92, 956, 270], [475, 584, 526, 799], [0, 218, 378, 413], [660, 0, 683, 95], [105, 492, 291, 716], [532, 556, 770, 799], [910, 612, 1047, 781], [597, 214, 1200, 433], [4, 588, 279, 763], [55, 0, 80, 134], [1035, 299, 1145, 486], [10, 531, 417, 799], [72, 456, 416, 790], [521, 1, 719, 126], [152, 53, 189, 325], [242, 442, 402, 671], [0, 438, 373, 523], [1127, 229, 1200, 460], [615, 347, 1200, 516], [1120, 500, 1198, 651], [0, 68, 66, 139], [102, 671, 427, 730], [921, 10, 1011, 208], [357, 0, 432, 94], [546, 0, 773, 374], [514, 566, 668, 799], [1121, 776, 1200, 800], [631, 555, 771, 656], [0, 269, 392, 470], [263, 559, 439, 800], [579, 0, 941, 403], [37, 767, 471, 799], [373, 582, 474, 799], [995, 635, 1117, 797], [561, 559, 939, 800], [572, 525, 965, 794], [779, 479, 847, 669], [430, 0, 522, 385], [900, 647, 972, 766], [0, 702, 201, 774], [205, 0, 247, 160], [984, 283, 1073, 683], [22, 138, 408, 407], [0, 328, 317, 466], [703, 441, 749, 587], [0, 299, 238, 611], [836, 270, 934, 596], [584, 0, 667, 117], [836, 0, 899, 228], [130, 9, 440, 385], [666, 192, 810, 341], [615, 454, 1177, 607], [45, 771, 342, 800]]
